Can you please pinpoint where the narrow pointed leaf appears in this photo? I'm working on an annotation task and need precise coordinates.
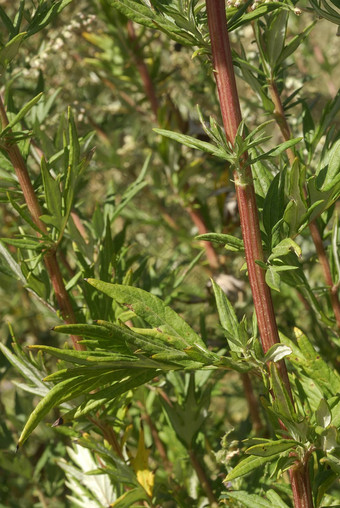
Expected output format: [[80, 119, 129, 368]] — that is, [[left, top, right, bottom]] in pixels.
[[225, 454, 279, 481]]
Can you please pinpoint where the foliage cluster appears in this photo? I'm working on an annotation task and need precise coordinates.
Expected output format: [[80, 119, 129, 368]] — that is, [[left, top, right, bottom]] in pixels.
[[0, 0, 340, 507]]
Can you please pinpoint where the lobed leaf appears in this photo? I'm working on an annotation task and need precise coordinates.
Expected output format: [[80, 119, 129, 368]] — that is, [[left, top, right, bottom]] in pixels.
[[85, 279, 206, 349]]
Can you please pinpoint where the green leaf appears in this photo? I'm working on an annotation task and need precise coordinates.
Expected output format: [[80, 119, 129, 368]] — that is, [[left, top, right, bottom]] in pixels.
[[67, 107, 80, 170], [263, 171, 285, 244], [1, 93, 43, 136], [1, 236, 43, 250], [196, 233, 244, 252], [283, 160, 307, 237], [270, 363, 295, 422], [0, 242, 26, 283], [153, 128, 226, 158], [85, 280, 206, 349], [264, 344, 292, 363], [266, 489, 291, 508], [225, 454, 279, 481], [331, 213, 340, 283], [268, 238, 302, 260], [223, 491, 284, 508], [0, 32, 26, 68], [18, 374, 102, 447], [265, 266, 281, 292], [295, 329, 340, 397], [246, 438, 297, 457], [228, 2, 287, 32], [26, 0, 73, 37], [267, 10, 288, 68], [0, 8, 15, 37], [252, 159, 273, 198], [317, 138, 340, 192], [110, 0, 194, 45], [63, 371, 157, 421], [110, 488, 149, 508], [211, 279, 240, 351], [263, 137, 302, 159], [277, 22, 316, 67], [29, 345, 141, 368], [321, 426, 338, 453], [316, 399, 332, 428], [40, 157, 62, 226]]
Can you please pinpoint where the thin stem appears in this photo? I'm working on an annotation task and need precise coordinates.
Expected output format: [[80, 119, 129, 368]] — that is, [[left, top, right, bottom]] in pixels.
[[268, 80, 295, 166], [136, 400, 172, 472], [268, 79, 340, 329], [127, 20, 159, 119], [0, 96, 84, 351], [188, 448, 218, 507], [241, 372, 263, 434], [186, 205, 220, 270]]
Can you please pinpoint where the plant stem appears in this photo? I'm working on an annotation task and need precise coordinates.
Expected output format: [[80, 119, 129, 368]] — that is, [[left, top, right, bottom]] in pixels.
[[136, 400, 173, 472], [186, 205, 220, 270], [127, 20, 159, 119], [241, 371, 263, 434], [188, 448, 218, 507], [205, 0, 289, 369], [205, 2, 313, 505], [125, 17, 263, 433], [268, 79, 340, 330], [0, 96, 84, 351], [187, 205, 263, 432], [290, 459, 314, 508]]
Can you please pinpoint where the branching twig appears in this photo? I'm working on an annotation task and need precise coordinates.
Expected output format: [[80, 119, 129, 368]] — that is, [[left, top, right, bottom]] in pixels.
[[268, 80, 340, 330], [0, 96, 85, 351]]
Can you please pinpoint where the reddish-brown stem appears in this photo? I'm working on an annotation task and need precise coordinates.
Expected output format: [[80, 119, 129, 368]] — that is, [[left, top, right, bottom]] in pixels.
[[206, 2, 313, 505], [125, 15, 263, 433], [205, 0, 290, 386], [188, 448, 218, 507], [0, 96, 84, 351], [188, 204, 263, 432], [290, 459, 314, 508], [241, 372, 263, 434], [186, 205, 220, 270], [309, 220, 340, 328], [268, 79, 340, 330], [268, 81, 295, 166], [127, 20, 159, 119]]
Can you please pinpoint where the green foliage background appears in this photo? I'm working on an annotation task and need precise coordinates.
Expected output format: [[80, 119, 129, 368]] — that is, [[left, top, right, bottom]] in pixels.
[[0, 0, 340, 506]]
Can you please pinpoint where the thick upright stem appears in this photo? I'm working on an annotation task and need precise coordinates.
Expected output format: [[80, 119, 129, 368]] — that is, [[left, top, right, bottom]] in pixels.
[[0, 97, 84, 350], [205, 2, 313, 505], [290, 459, 314, 508], [205, 0, 290, 381]]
